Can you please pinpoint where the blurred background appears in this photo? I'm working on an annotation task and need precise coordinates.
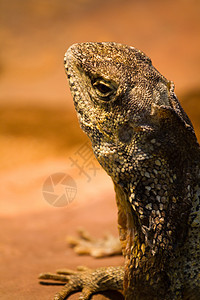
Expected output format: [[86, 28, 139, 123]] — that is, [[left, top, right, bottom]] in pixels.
[[1, 0, 200, 299]]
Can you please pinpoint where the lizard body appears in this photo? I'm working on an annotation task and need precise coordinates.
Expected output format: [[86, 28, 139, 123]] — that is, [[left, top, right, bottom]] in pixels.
[[40, 42, 200, 299]]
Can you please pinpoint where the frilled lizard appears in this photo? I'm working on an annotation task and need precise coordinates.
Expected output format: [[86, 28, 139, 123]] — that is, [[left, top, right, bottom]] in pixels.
[[39, 42, 200, 299]]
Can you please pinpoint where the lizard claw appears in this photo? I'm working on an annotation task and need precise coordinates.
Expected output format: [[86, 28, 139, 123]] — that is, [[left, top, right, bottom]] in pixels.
[[54, 286, 93, 300], [67, 228, 122, 258], [39, 266, 124, 299]]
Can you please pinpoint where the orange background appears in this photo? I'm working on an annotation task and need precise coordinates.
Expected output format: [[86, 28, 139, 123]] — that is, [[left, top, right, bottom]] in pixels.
[[1, 0, 200, 299]]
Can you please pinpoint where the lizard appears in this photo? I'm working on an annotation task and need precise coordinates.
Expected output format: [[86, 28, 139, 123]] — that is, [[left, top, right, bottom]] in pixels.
[[39, 42, 200, 300]]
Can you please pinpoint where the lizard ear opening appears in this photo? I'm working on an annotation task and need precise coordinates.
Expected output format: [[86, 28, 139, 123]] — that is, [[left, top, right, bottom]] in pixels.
[[151, 103, 199, 158]]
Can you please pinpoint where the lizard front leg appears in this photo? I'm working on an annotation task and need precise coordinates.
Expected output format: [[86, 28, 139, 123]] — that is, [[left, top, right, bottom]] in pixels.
[[39, 266, 124, 300]]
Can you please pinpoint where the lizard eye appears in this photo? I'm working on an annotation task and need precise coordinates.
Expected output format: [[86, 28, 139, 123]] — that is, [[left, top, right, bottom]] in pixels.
[[92, 78, 116, 100], [94, 83, 112, 94]]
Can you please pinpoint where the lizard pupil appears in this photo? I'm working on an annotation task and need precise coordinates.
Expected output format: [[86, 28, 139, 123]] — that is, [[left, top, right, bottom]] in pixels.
[[95, 83, 112, 94]]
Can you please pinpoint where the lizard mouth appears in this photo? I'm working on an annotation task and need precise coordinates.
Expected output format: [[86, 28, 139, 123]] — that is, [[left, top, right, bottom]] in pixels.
[[64, 48, 94, 130], [64, 46, 107, 142]]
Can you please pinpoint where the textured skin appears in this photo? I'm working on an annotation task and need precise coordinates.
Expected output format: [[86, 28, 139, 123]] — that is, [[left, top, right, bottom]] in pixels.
[[39, 266, 124, 299], [40, 42, 200, 299]]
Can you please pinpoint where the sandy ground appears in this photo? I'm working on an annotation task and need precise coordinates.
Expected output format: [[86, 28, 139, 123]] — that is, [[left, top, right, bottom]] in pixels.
[[0, 159, 123, 300], [1, 0, 200, 299]]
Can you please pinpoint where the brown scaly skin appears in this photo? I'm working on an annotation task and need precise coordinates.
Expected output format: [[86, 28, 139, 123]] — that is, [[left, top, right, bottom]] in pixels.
[[39, 42, 200, 299]]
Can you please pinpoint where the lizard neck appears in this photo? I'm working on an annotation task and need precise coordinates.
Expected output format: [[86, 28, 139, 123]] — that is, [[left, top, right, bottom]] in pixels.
[[113, 158, 199, 299], [114, 181, 170, 299], [168, 182, 200, 298]]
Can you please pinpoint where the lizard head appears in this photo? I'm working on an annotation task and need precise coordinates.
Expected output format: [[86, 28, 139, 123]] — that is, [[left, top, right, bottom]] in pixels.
[[64, 42, 197, 184]]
